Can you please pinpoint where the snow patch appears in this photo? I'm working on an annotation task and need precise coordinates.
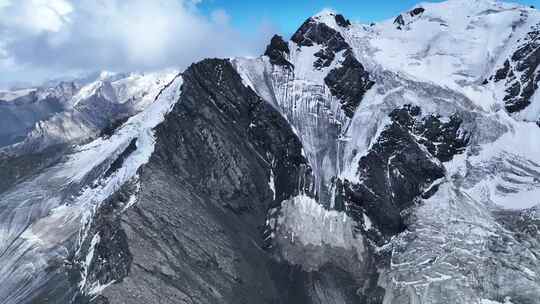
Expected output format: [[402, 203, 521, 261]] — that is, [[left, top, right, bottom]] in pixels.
[[79, 233, 100, 291], [363, 213, 373, 231], [275, 195, 363, 253], [268, 169, 276, 200]]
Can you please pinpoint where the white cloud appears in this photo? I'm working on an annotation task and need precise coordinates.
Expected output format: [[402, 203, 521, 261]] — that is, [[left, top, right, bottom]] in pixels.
[[0, 0, 274, 85], [1, 0, 73, 33]]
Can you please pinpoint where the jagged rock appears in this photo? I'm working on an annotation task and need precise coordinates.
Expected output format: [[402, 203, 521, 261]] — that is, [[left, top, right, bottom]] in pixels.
[[72, 181, 135, 303], [394, 7, 425, 30], [341, 106, 468, 242], [291, 17, 350, 68], [494, 59, 511, 82], [410, 7, 425, 17], [5, 2, 540, 304], [335, 14, 351, 27], [493, 23, 540, 113], [324, 50, 375, 118], [264, 35, 293, 68], [344, 105, 448, 240], [292, 17, 344, 47], [99, 59, 316, 304], [394, 15, 405, 28]]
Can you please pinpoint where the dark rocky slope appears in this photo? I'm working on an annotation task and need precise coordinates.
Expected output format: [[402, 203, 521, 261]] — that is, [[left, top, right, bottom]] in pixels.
[[342, 106, 469, 242], [95, 59, 318, 304], [324, 50, 375, 118], [291, 16, 350, 69], [491, 23, 540, 114], [85, 18, 471, 304], [264, 35, 293, 68]]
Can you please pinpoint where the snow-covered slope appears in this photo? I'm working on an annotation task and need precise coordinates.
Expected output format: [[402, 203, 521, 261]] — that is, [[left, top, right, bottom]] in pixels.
[[237, 0, 540, 209], [0, 73, 183, 304], [0, 71, 177, 153], [233, 1, 540, 303], [369, 0, 536, 88], [2, 0, 540, 303]]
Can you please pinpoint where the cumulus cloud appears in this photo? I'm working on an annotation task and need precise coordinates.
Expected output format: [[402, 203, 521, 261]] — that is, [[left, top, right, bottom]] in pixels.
[[0, 0, 275, 86]]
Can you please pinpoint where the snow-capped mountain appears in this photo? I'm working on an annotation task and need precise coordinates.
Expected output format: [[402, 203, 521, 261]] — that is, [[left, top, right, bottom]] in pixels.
[[0, 71, 177, 152], [1, 0, 540, 303]]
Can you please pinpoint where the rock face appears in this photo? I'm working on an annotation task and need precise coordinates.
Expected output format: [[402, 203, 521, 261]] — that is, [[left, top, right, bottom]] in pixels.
[[0, 73, 183, 304], [72, 182, 135, 303], [410, 7, 426, 17], [492, 23, 540, 113], [394, 7, 425, 29], [291, 17, 349, 68], [291, 17, 347, 48], [343, 105, 462, 240], [393, 15, 405, 28], [334, 14, 351, 27], [264, 35, 293, 68], [337, 105, 468, 243], [324, 51, 375, 117], [233, 3, 540, 303], [4, 2, 540, 304], [98, 59, 317, 304]]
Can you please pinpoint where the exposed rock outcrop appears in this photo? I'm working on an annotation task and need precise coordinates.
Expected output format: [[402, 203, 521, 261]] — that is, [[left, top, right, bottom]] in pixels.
[[324, 51, 375, 118], [492, 23, 540, 113], [291, 17, 350, 68], [99, 59, 316, 304], [264, 35, 293, 68]]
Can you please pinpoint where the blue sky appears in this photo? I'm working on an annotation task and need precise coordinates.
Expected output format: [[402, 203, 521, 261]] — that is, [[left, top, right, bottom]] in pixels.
[[199, 0, 539, 36]]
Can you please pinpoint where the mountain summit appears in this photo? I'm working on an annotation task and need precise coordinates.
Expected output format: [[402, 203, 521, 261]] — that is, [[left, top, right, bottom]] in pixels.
[[1, 1, 540, 304]]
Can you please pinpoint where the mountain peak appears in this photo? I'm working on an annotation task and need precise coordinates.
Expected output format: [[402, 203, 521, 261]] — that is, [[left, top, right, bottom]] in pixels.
[[314, 8, 337, 18], [310, 9, 351, 29], [5, 1, 540, 303]]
